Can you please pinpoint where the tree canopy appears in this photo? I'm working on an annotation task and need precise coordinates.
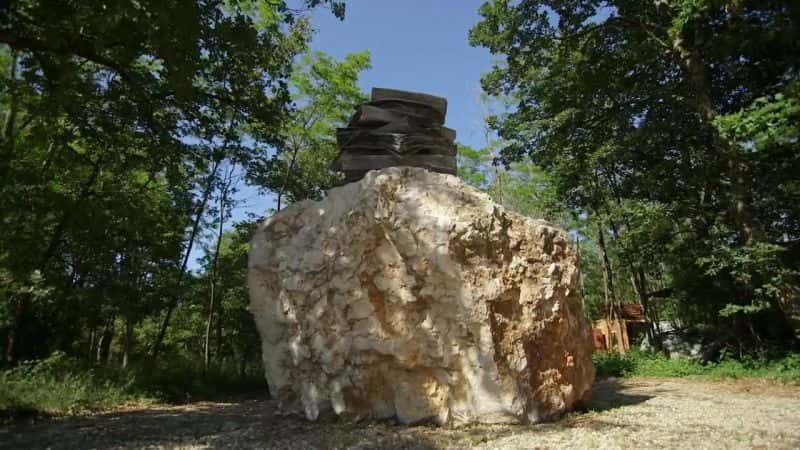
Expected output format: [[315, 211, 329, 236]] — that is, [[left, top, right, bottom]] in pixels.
[[0, 0, 360, 368], [1, 0, 798, 385], [470, 0, 800, 347]]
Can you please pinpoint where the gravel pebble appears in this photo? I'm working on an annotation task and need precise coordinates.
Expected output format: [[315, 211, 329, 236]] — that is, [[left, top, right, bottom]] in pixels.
[[2, 378, 799, 449]]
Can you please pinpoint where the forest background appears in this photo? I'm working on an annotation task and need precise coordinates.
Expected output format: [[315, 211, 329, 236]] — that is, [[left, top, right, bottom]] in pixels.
[[0, 0, 798, 415]]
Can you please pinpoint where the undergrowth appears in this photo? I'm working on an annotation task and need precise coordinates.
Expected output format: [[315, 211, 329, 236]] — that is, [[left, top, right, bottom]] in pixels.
[[6, 350, 799, 421], [0, 352, 266, 421], [593, 350, 800, 381]]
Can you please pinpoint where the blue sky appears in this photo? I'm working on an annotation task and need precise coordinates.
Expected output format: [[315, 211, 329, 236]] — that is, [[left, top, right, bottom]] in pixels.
[[306, 0, 495, 148], [230, 0, 495, 221], [192, 1, 496, 267]]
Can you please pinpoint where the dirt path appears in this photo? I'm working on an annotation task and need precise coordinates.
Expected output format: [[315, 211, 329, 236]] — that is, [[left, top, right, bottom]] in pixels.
[[2, 378, 799, 449]]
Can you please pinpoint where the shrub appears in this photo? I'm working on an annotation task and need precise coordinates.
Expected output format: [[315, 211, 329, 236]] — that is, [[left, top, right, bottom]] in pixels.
[[127, 358, 267, 402], [0, 352, 267, 420], [0, 352, 149, 418], [592, 350, 800, 381], [592, 351, 636, 377]]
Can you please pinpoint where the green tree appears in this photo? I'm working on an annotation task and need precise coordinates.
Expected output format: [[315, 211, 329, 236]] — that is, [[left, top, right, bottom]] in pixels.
[[456, 144, 492, 189], [249, 50, 371, 209], [470, 0, 800, 347], [0, 1, 344, 364], [197, 221, 261, 375]]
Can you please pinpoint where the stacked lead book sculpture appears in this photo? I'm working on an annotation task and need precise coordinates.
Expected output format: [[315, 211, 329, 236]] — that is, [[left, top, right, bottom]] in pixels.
[[331, 88, 457, 183]]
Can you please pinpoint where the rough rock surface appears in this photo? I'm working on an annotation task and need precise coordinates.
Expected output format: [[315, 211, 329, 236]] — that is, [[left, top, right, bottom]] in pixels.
[[248, 167, 595, 426]]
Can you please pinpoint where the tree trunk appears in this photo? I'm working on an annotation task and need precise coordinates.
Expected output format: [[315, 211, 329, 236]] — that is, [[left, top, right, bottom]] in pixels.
[[576, 235, 586, 312], [41, 157, 103, 269], [4, 295, 24, 364], [597, 219, 625, 353], [105, 326, 115, 365], [672, 34, 757, 244], [204, 281, 216, 370], [96, 319, 114, 364], [213, 314, 224, 369], [1, 50, 19, 192], [204, 168, 233, 370], [240, 350, 247, 379], [151, 157, 222, 361], [95, 334, 105, 364], [602, 200, 656, 350], [630, 269, 658, 347], [87, 325, 96, 361], [275, 142, 301, 212], [122, 317, 134, 369], [5, 156, 102, 364], [215, 317, 223, 365]]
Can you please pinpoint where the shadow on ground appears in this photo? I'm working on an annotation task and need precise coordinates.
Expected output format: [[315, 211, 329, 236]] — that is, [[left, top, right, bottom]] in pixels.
[[582, 377, 654, 412], [0, 396, 442, 450], [0, 379, 655, 450]]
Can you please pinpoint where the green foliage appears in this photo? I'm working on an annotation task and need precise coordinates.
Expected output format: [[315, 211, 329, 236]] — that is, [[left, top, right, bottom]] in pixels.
[[250, 50, 371, 207], [1, 0, 799, 420], [0, 351, 266, 418], [470, 0, 800, 346], [0, 0, 352, 394], [126, 358, 266, 403], [456, 142, 570, 225], [488, 160, 570, 226], [0, 0, 326, 364], [593, 350, 800, 382], [592, 352, 636, 378], [0, 352, 150, 416], [698, 242, 797, 318], [456, 144, 492, 188]]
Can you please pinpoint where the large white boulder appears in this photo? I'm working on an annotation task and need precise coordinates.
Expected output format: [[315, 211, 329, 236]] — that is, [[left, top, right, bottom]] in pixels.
[[248, 167, 595, 425]]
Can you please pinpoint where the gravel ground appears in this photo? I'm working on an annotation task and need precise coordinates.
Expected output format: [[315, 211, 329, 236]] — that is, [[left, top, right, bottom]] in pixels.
[[2, 377, 799, 449]]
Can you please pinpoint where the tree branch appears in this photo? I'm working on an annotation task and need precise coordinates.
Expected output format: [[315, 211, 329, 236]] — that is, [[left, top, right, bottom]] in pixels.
[[0, 30, 136, 84]]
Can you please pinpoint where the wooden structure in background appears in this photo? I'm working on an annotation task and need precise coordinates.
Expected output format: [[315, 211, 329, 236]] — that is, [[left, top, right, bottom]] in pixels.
[[593, 304, 649, 353], [331, 88, 457, 183]]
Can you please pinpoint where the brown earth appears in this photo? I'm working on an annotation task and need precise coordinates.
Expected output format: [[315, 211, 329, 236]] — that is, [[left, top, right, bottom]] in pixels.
[[2, 377, 799, 449]]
